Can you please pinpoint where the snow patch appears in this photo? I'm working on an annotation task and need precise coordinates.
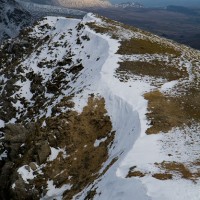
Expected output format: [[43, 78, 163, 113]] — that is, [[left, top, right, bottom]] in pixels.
[[48, 147, 67, 161], [41, 180, 71, 200], [0, 119, 5, 128], [94, 137, 107, 147], [161, 80, 178, 92], [17, 165, 36, 184]]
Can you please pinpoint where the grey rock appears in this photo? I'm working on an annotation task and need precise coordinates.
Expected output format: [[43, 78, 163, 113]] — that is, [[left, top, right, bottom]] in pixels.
[[11, 175, 40, 200], [0, 161, 14, 196], [29, 162, 37, 171], [3, 124, 30, 161], [4, 124, 28, 141], [37, 140, 51, 164]]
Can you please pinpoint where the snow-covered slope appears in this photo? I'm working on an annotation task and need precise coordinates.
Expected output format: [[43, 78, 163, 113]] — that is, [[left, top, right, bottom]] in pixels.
[[0, 13, 199, 200], [0, 0, 33, 42], [16, 0, 86, 18], [0, 0, 85, 44]]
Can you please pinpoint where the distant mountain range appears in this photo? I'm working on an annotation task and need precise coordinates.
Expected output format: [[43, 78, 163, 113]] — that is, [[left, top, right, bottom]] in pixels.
[[15, 0, 145, 9], [114, 2, 144, 8], [50, 0, 111, 8], [166, 5, 198, 15], [16, 0, 86, 18]]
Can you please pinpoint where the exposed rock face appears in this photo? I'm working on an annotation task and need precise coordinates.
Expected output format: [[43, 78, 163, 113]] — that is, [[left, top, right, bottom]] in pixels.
[[37, 141, 51, 164], [4, 124, 28, 160], [1, 97, 113, 199]]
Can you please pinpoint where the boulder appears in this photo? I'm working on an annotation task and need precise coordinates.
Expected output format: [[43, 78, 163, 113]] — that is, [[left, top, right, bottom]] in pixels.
[[37, 141, 51, 164]]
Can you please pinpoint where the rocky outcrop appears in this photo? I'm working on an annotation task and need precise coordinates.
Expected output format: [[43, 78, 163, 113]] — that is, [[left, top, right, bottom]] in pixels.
[[37, 141, 51, 164], [0, 97, 114, 199], [4, 124, 29, 160]]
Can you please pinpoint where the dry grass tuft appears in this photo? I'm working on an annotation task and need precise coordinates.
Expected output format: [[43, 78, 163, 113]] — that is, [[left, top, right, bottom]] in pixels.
[[117, 60, 187, 81], [86, 22, 119, 39], [126, 166, 145, 178], [152, 173, 173, 180], [144, 90, 200, 134], [126, 171, 145, 178], [117, 38, 181, 56], [156, 161, 200, 180]]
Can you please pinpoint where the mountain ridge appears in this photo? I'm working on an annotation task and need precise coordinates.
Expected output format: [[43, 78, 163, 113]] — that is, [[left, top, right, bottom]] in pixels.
[[0, 12, 199, 200]]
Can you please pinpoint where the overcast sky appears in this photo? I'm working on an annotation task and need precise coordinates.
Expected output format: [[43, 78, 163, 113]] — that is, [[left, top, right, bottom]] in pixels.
[[110, 0, 200, 7]]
